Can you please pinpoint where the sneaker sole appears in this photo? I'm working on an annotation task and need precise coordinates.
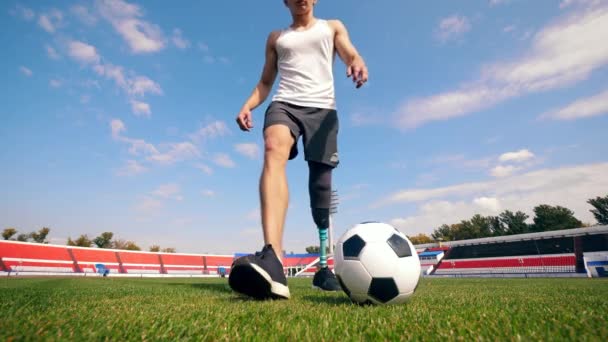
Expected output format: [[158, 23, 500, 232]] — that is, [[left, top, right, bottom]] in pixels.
[[312, 284, 342, 292], [229, 263, 290, 299]]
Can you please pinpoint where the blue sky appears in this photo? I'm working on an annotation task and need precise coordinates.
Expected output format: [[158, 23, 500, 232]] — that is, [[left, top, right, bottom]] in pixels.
[[1, 0, 607, 254]]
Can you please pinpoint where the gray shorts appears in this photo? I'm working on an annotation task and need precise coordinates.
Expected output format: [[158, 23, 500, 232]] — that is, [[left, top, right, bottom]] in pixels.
[[263, 101, 339, 168]]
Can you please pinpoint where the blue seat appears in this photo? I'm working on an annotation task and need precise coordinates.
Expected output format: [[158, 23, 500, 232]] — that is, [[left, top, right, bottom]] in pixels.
[[95, 263, 110, 277]]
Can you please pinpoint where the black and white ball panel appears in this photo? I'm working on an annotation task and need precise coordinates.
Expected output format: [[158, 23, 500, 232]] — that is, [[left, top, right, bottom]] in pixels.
[[336, 259, 372, 295]]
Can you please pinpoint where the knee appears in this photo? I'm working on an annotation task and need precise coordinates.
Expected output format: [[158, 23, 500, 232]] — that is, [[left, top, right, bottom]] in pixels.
[[263, 135, 290, 164]]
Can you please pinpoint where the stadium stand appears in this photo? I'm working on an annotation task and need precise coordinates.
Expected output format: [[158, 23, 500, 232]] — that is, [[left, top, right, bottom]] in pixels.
[[118, 250, 163, 274], [427, 225, 607, 277], [1, 225, 605, 278], [70, 246, 122, 274], [0, 241, 75, 273], [418, 250, 445, 275], [201, 255, 234, 274], [160, 253, 206, 275]]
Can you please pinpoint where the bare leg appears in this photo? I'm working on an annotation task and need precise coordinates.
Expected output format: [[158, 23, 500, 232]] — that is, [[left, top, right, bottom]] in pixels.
[[259, 124, 294, 263]]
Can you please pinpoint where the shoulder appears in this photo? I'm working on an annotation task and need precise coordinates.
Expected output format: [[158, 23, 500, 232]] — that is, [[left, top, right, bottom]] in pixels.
[[266, 30, 283, 48], [267, 30, 282, 42], [326, 19, 347, 33]]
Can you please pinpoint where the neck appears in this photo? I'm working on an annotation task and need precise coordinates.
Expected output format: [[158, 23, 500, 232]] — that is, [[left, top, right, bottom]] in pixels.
[[291, 12, 315, 28]]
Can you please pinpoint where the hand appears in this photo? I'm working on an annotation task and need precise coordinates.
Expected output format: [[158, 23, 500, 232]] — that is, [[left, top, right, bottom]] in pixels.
[[347, 57, 368, 89], [236, 107, 253, 131]]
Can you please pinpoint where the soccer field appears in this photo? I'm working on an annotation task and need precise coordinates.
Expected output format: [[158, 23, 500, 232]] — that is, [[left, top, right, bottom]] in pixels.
[[1, 277, 606, 341]]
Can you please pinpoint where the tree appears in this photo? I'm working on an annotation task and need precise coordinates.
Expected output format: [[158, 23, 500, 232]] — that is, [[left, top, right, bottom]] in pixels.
[[432, 224, 454, 241], [2, 228, 17, 240], [161, 247, 176, 253], [67, 235, 93, 247], [305, 246, 319, 253], [124, 241, 141, 251], [305, 246, 329, 254], [407, 233, 433, 245], [93, 232, 114, 248], [149, 245, 161, 252], [30, 227, 50, 244], [94, 232, 114, 248], [531, 204, 583, 232], [113, 239, 140, 251], [16, 234, 29, 242], [499, 210, 530, 235], [587, 194, 608, 225], [489, 216, 506, 236]]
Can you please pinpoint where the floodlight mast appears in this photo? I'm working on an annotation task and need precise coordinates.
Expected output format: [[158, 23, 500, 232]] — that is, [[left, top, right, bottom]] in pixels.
[[329, 189, 338, 255]]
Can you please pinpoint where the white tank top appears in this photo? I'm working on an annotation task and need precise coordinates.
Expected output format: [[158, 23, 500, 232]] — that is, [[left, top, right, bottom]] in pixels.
[[272, 19, 336, 109]]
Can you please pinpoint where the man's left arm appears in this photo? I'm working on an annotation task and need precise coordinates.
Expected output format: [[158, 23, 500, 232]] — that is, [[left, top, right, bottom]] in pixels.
[[330, 19, 368, 88]]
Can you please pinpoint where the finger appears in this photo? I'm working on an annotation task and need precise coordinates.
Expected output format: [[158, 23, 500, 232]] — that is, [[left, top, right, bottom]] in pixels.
[[353, 66, 363, 82], [346, 65, 353, 77], [237, 116, 249, 131]]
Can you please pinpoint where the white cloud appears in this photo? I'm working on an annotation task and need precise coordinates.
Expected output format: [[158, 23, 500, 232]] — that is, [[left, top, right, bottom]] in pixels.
[[11, 5, 35, 21], [68, 40, 100, 64], [388, 162, 608, 234], [96, 0, 166, 54], [110, 120, 200, 166], [195, 163, 213, 175], [202, 189, 215, 197], [126, 138, 159, 156], [45, 45, 60, 60], [350, 109, 384, 126], [489, 0, 511, 6], [473, 197, 501, 212], [147, 142, 200, 165], [396, 5, 608, 129], [490, 165, 521, 178], [38, 9, 63, 33], [130, 100, 151, 117], [49, 79, 62, 88], [116, 159, 147, 176], [110, 119, 126, 139], [71, 5, 97, 26], [135, 196, 162, 214], [93, 63, 127, 89], [128, 76, 163, 96], [427, 153, 493, 170], [379, 162, 608, 206], [542, 89, 608, 120], [498, 149, 535, 163], [235, 143, 259, 160], [172, 28, 190, 49], [435, 15, 471, 42], [560, 0, 602, 9], [212, 153, 236, 168], [152, 183, 181, 200], [93, 63, 162, 98], [19, 66, 32, 77], [190, 121, 230, 142], [503, 25, 516, 33], [198, 42, 210, 52]]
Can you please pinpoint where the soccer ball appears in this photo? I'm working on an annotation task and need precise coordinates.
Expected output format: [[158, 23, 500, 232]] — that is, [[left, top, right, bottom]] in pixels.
[[334, 221, 421, 305]]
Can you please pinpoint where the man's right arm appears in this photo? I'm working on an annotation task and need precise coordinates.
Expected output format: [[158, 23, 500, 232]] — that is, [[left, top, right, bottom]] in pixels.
[[243, 31, 280, 110]]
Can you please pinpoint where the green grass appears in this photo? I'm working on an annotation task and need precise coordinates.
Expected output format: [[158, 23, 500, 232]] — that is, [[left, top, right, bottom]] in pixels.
[[1, 277, 607, 341]]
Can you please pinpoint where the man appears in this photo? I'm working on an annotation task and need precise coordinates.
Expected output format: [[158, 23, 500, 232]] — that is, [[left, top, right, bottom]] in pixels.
[[230, 0, 368, 300]]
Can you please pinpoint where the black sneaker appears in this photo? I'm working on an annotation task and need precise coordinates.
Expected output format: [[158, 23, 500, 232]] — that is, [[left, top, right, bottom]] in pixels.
[[312, 266, 342, 291], [228, 244, 290, 300]]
